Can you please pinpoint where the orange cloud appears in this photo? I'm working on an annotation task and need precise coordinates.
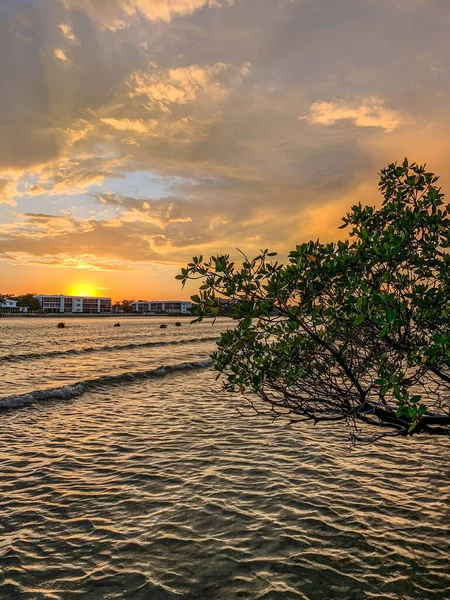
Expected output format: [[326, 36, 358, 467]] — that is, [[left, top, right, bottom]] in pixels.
[[128, 63, 247, 107], [59, 0, 230, 27], [100, 118, 152, 133], [58, 23, 79, 44], [54, 48, 70, 62], [304, 97, 410, 132], [0, 178, 17, 206]]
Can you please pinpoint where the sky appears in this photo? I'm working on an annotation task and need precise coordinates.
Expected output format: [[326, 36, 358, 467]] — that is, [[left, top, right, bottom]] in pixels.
[[0, 0, 449, 300]]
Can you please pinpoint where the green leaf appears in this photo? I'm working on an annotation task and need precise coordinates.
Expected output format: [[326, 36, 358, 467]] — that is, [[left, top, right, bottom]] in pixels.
[[386, 308, 396, 323]]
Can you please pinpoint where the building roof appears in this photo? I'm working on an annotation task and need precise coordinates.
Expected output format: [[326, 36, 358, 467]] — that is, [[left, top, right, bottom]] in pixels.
[[34, 294, 111, 300]]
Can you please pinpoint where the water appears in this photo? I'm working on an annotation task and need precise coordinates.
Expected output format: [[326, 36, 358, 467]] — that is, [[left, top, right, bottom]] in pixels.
[[0, 317, 449, 599]]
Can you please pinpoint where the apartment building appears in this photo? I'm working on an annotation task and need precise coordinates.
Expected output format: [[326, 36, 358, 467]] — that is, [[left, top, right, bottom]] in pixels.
[[131, 301, 192, 314], [34, 295, 112, 313]]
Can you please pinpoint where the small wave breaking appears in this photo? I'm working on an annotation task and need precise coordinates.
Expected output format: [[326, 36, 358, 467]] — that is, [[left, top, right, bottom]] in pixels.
[[0, 336, 219, 364], [0, 359, 213, 410]]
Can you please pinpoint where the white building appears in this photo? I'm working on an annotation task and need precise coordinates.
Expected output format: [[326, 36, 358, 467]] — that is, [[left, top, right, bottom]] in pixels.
[[0, 298, 28, 313], [34, 295, 112, 314], [131, 301, 192, 314]]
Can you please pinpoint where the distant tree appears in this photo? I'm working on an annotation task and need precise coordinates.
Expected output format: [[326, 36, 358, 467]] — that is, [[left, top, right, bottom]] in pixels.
[[15, 294, 41, 312], [116, 299, 134, 313], [179, 160, 450, 441]]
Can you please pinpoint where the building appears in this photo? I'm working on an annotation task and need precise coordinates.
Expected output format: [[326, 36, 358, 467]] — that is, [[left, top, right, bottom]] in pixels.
[[131, 300, 192, 314], [0, 298, 29, 313], [34, 295, 112, 314]]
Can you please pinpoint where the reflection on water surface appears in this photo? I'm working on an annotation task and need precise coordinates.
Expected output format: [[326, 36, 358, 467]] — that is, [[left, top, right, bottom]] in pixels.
[[0, 318, 449, 599]]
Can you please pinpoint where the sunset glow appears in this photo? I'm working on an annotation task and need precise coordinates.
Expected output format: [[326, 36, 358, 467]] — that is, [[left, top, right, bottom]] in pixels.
[[66, 283, 99, 298]]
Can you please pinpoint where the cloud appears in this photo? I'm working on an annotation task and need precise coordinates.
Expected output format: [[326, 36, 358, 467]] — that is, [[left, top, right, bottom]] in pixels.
[[379, 0, 436, 7], [0, 251, 158, 272], [95, 60, 251, 158], [0, 178, 17, 206], [54, 48, 70, 62], [101, 118, 150, 133], [303, 97, 410, 132], [1, 212, 78, 238], [58, 22, 78, 44], [59, 0, 230, 27], [22, 153, 127, 198], [95, 192, 194, 229], [127, 62, 248, 107]]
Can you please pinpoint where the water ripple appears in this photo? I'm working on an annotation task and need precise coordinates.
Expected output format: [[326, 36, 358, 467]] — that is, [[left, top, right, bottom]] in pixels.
[[0, 320, 449, 599], [0, 336, 219, 364]]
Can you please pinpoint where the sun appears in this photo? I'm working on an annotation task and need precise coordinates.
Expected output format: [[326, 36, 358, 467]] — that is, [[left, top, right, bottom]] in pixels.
[[67, 283, 98, 297]]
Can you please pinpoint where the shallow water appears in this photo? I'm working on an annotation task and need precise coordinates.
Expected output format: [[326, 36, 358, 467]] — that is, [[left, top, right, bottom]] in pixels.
[[0, 317, 449, 599]]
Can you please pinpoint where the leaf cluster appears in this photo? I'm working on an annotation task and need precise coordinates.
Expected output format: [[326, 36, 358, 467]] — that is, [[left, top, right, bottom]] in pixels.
[[179, 160, 450, 440]]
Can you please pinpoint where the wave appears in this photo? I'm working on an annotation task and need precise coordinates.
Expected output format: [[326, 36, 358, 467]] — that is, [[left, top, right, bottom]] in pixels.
[[0, 359, 213, 410], [0, 336, 219, 363]]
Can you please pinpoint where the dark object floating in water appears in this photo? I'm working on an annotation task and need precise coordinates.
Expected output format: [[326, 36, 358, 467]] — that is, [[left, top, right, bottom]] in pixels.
[[114, 323, 121, 327], [57, 322, 65, 329], [160, 324, 167, 329], [175, 322, 182, 327]]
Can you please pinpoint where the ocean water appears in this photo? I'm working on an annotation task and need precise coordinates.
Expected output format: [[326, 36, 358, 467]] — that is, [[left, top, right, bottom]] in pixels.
[[0, 317, 449, 600]]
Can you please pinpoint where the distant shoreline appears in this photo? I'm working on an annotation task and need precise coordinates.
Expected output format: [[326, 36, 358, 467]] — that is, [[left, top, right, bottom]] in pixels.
[[0, 313, 194, 319]]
